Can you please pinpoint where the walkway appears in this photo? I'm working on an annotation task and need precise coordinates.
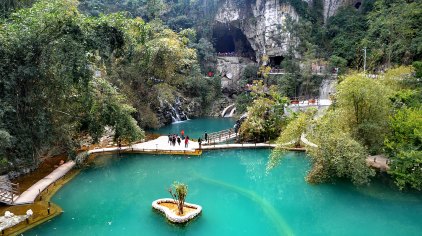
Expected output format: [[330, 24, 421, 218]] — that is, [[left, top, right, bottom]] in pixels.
[[367, 155, 390, 171], [204, 128, 238, 145], [289, 99, 332, 108], [9, 134, 389, 206], [13, 161, 75, 205], [202, 143, 276, 150], [88, 136, 201, 156], [201, 143, 306, 151]]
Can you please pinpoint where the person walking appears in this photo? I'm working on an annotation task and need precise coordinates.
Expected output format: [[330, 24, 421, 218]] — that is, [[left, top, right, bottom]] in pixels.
[[204, 132, 208, 142], [198, 137, 202, 149], [185, 136, 189, 148], [177, 136, 181, 146]]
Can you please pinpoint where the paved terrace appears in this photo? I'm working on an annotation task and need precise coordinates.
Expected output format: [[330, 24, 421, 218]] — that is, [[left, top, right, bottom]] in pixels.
[[88, 136, 202, 156]]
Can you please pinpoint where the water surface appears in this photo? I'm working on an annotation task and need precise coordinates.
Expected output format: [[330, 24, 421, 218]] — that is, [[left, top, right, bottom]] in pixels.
[[26, 119, 422, 236], [26, 149, 422, 236], [148, 117, 236, 139]]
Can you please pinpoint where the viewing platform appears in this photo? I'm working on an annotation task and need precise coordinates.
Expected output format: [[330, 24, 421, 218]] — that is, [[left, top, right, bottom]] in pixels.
[[88, 136, 202, 156]]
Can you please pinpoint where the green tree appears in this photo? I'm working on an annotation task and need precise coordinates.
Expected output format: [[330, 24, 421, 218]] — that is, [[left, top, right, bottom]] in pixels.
[[267, 109, 316, 170], [168, 181, 188, 215], [385, 107, 422, 190], [307, 129, 375, 185], [336, 73, 392, 153], [239, 83, 288, 141], [307, 110, 375, 185], [0, 0, 144, 170]]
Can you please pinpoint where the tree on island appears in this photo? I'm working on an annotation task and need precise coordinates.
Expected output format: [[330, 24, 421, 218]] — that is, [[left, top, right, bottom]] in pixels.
[[168, 182, 188, 215]]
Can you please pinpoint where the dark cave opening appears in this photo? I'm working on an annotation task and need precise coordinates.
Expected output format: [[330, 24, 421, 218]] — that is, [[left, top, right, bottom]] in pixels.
[[213, 23, 256, 60], [354, 2, 362, 9], [215, 34, 235, 53], [269, 56, 284, 68]]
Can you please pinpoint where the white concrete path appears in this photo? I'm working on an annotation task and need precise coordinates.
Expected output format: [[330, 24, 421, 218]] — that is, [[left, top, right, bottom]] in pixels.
[[13, 161, 75, 205], [87, 136, 200, 155], [202, 143, 276, 150]]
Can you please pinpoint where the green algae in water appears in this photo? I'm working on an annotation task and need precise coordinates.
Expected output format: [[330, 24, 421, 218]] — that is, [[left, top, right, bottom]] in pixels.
[[25, 149, 422, 236]]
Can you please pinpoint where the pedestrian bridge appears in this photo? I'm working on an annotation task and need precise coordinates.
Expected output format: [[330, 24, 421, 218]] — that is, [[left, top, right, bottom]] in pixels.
[[204, 128, 238, 145]]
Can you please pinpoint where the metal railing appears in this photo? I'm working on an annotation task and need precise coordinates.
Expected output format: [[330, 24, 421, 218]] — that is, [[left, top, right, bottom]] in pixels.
[[204, 128, 237, 145], [0, 181, 19, 204]]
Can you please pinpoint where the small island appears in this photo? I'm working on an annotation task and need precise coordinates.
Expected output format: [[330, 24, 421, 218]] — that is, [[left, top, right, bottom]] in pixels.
[[152, 182, 202, 223]]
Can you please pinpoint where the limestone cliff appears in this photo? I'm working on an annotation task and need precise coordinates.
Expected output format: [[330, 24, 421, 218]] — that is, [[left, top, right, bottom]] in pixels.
[[215, 0, 299, 59], [216, 56, 256, 93], [323, 0, 362, 22]]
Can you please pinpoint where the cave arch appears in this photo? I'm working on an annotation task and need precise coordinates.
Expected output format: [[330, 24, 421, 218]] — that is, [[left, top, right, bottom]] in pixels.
[[354, 2, 362, 9], [213, 23, 256, 60], [269, 56, 284, 68]]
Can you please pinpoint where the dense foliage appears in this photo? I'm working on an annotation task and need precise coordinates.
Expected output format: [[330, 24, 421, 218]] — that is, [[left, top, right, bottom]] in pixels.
[[0, 0, 145, 171], [0, 0, 220, 173], [383, 66, 422, 190], [306, 110, 376, 185], [335, 74, 392, 154], [1, 0, 421, 190], [326, 0, 422, 70], [268, 66, 421, 188], [267, 109, 316, 170], [239, 82, 288, 141]]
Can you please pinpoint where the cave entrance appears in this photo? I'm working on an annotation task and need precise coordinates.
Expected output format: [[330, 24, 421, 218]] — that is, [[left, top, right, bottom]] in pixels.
[[213, 23, 256, 60], [216, 34, 235, 53], [269, 56, 284, 68], [354, 2, 361, 9]]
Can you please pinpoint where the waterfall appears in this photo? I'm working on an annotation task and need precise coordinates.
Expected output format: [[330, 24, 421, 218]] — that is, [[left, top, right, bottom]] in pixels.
[[170, 97, 189, 123], [170, 105, 181, 123], [221, 104, 235, 117], [227, 107, 236, 117]]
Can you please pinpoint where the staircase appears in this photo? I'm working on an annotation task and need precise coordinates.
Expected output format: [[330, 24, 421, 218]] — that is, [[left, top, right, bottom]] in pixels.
[[0, 175, 19, 205]]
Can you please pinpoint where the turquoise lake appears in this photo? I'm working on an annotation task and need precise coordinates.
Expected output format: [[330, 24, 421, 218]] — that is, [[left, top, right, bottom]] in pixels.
[[26, 119, 422, 235], [149, 117, 236, 139]]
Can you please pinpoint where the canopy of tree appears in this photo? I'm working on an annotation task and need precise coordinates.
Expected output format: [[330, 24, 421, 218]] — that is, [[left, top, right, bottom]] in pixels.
[[0, 0, 220, 173], [268, 66, 422, 189]]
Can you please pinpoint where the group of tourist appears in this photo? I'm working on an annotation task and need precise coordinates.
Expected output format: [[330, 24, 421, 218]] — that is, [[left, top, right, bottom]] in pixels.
[[168, 133, 190, 148], [167, 131, 209, 149]]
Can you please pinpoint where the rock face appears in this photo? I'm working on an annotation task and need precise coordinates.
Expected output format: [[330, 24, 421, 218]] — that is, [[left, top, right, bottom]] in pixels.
[[323, 0, 362, 22], [216, 56, 256, 93], [208, 96, 235, 117], [215, 0, 299, 59], [156, 95, 202, 126]]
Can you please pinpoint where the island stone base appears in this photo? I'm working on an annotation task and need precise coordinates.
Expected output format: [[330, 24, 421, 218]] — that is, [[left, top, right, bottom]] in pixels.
[[152, 198, 202, 223]]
